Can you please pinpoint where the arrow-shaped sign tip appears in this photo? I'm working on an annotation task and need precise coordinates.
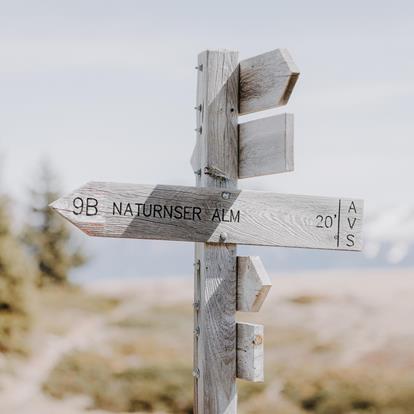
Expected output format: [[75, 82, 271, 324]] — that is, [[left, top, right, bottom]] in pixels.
[[237, 256, 272, 312], [49, 199, 60, 210], [49, 187, 105, 237]]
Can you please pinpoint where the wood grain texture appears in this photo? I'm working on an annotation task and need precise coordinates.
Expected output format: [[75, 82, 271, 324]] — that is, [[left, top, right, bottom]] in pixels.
[[194, 113, 294, 177], [236, 323, 264, 382], [237, 256, 272, 312], [193, 50, 239, 414], [51, 182, 364, 251], [239, 113, 294, 178], [239, 49, 299, 115], [191, 140, 201, 173]]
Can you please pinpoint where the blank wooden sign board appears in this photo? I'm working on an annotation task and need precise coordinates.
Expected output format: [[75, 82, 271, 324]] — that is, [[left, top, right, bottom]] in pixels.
[[52, 48, 364, 414]]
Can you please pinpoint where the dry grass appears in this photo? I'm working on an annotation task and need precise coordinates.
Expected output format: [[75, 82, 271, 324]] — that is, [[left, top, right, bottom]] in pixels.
[[23, 271, 414, 413], [287, 294, 329, 305], [44, 351, 193, 413], [35, 284, 120, 335], [43, 291, 414, 414], [283, 367, 414, 414]]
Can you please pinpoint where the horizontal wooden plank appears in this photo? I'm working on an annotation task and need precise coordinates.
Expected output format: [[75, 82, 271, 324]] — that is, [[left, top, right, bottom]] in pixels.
[[50, 181, 364, 250], [237, 256, 272, 312], [239, 113, 294, 178], [239, 49, 299, 115], [236, 323, 264, 382]]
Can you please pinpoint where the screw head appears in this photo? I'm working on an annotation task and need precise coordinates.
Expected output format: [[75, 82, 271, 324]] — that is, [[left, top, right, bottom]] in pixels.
[[221, 191, 230, 200], [192, 368, 200, 378], [219, 232, 228, 242]]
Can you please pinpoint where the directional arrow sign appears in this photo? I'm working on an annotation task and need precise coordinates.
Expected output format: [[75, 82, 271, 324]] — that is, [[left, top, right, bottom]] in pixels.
[[237, 256, 272, 312], [239, 49, 299, 115], [51, 181, 363, 250]]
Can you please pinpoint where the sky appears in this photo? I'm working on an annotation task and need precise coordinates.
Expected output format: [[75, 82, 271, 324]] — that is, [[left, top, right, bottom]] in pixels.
[[0, 0, 413, 279]]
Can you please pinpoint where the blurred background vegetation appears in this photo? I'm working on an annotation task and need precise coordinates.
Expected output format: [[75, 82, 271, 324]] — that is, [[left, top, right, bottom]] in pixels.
[[0, 161, 85, 355]]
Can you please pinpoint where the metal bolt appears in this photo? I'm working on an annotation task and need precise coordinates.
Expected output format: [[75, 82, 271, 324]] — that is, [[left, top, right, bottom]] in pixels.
[[192, 368, 200, 378], [193, 327, 200, 337], [194, 104, 202, 111], [194, 169, 201, 176], [195, 64, 203, 71], [219, 232, 228, 242], [193, 301, 200, 310], [221, 191, 230, 200], [194, 126, 202, 134]]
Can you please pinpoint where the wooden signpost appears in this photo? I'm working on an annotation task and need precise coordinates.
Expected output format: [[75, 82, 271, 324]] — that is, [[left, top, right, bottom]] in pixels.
[[51, 182, 363, 250], [51, 48, 364, 414]]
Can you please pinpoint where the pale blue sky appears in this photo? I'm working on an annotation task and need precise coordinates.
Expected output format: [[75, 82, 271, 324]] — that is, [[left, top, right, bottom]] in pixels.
[[1, 0, 413, 207], [0, 1, 413, 277]]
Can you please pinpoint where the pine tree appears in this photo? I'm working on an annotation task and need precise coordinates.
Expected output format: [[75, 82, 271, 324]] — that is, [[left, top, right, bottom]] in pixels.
[[0, 195, 34, 354], [24, 162, 86, 286]]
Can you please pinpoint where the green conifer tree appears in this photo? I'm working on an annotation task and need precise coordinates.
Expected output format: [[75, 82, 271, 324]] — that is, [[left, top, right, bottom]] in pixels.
[[0, 195, 34, 353], [24, 162, 86, 286]]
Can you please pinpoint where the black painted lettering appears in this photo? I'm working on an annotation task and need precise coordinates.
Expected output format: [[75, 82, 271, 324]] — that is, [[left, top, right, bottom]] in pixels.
[[325, 215, 333, 228], [346, 234, 355, 247], [73, 197, 84, 215], [230, 209, 240, 223], [316, 215, 323, 228], [221, 209, 230, 223], [135, 203, 144, 216], [184, 206, 192, 220], [113, 202, 122, 215], [211, 208, 221, 222], [316, 214, 334, 228], [143, 204, 153, 218], [174, 205, 183, 219], [86, 198, 98, 216], [348, 201, 357, 214], [193, 207, 202, 221], [123, 202, 133, 216], [347, 217, 356, 229], [153, 204, 162, 218], [163, 205, 173, 219]]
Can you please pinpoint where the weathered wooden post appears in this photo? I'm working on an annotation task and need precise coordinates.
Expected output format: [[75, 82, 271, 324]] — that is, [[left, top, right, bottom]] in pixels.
[[192, 50, 239, 413], [51, 47, 364, 414]]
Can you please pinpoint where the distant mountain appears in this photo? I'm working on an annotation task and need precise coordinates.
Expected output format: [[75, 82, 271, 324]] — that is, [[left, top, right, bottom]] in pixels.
[[364, 204, 414, 264]]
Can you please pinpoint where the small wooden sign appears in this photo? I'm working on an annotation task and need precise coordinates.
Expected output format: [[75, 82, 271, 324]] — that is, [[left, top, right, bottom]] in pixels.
[[237, 256, 271, 312], [237, 323, 264, 382], [239, 113, 294, 178], [51, 181, 363, 250], [239, 49, 299, 115]]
